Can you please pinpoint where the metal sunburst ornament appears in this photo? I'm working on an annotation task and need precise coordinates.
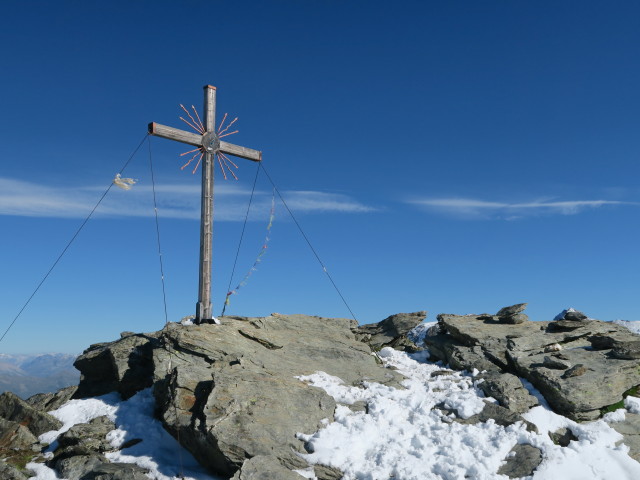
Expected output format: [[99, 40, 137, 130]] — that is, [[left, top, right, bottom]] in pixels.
[[177, 105, 241, 180]]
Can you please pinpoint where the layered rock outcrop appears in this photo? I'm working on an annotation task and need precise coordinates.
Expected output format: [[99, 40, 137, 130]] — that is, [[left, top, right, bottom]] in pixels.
[[69, 313, 419, 478], [424, 304, 640, 421]]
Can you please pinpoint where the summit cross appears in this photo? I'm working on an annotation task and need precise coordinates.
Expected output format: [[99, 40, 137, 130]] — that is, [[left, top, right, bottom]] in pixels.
[[148, 85, 262, 324]]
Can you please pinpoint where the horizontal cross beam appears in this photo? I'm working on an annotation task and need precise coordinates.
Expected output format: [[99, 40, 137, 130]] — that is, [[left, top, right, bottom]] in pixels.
[[148, 122, 262, 162]]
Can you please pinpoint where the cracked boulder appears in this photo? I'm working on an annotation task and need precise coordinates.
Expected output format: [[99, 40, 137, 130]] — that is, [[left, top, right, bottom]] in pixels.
[[150, 314, 405, 477], [74, 333, 161, 400]]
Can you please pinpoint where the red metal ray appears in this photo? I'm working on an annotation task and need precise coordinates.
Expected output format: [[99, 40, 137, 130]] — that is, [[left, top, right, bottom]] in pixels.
[[191, 105, 205, 132], [180, 104, 205, 133]]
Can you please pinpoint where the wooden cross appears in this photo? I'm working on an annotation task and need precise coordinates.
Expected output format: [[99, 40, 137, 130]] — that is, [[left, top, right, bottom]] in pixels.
[[148, 85, 262, 324]]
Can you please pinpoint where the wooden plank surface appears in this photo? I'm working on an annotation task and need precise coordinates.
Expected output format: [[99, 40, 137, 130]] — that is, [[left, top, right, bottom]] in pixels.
[[220, 141, 262, 161], [148, 122, 202, 147], [204, 85, 216, 132]]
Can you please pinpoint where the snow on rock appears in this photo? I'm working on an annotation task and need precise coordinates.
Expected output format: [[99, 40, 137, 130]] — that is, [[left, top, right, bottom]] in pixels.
[[614, 319, 640, 335], [20, 311, 640, 479], [297, 347, 515, 480], [29, 389, 220, 480], [38, 393, 119, 445], [625, 396, 640, 414], [104, 389, 218, 479], [25, 462, 61, 480], [603, 408, 627, 423], [407, 321, 438, 348], [297, 347, 640, 480]]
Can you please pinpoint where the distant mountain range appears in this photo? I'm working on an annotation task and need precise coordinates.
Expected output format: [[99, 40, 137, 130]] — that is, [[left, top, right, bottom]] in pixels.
[[0, 353, 79, 399]]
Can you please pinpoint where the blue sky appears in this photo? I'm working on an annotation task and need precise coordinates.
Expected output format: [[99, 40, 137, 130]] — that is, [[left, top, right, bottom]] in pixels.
[[1, 1, 639, 354]]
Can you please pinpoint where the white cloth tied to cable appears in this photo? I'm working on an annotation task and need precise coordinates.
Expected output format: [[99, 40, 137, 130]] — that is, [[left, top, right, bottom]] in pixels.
[[113, 173, 137, 190]]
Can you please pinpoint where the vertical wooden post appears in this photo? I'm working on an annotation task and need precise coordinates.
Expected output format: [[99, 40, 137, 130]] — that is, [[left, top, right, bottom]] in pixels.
[[196, 85, 217, 323], [148, 85, 261, 325]]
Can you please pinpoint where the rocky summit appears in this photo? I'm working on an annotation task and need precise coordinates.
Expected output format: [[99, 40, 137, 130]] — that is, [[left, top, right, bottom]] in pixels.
[[0, 312, 423, 479], [1, 306, 640, 478]]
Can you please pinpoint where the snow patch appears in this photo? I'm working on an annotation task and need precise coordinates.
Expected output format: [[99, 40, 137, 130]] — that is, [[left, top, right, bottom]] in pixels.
[[297, 347, 640, 479], [29, 389, 221, 480], [603, 409, 627, 423], [625, 396, 640, 414], [39, 393, 119, 445]]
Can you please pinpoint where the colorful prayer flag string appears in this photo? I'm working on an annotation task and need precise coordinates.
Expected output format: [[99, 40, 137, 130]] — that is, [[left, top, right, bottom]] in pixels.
[[222, 190, 276, 314]]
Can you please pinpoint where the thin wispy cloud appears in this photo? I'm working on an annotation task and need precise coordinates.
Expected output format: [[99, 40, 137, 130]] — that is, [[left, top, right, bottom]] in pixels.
[[282, 190, 376, 213], [408, 196, 637, 220], [0, 177, 375, 221]]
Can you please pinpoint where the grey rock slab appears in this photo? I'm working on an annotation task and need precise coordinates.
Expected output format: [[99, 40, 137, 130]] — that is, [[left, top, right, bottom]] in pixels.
[[57, 416, 115, 453], [554, 308, 589, 321], [231, 455, 302, 480], [421, 332, 463, 363], [51, 455, 149, 480], [611, 413, 640, 462], [506, 327, 582, 355], [590, 333, 625, 350], [27, 385, 77, 412], [509, 347, 640, 420], [0, 391, 62, 436], [441, 400, 538, 433], [0, 461, 28, 480], [476, 372, 539, 414], [497, 444, 542, 478], [611, 341, 640, 360], [51, 454, 107, 480], [352, 311, 427, 351], [417, 332, 502, 373], [564, 310, 588, 321], [548, 320, 592, 332], [436, 311, 640, 420], [314, 464, 344, 480], [152, 314, 406, 477], [78, 462, 150, 480], [74, 333, 161, 399], [437, 313, 537, 369], [347, 400, 368, 413], [430, 370, 456, 378], [437, 313, 495, 347], [543, 356, 571, 370], [500, 313, 528, 324], [496, 303, 528, 317], [549, 427, 578, 447], [448, 345, 501, 373]]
